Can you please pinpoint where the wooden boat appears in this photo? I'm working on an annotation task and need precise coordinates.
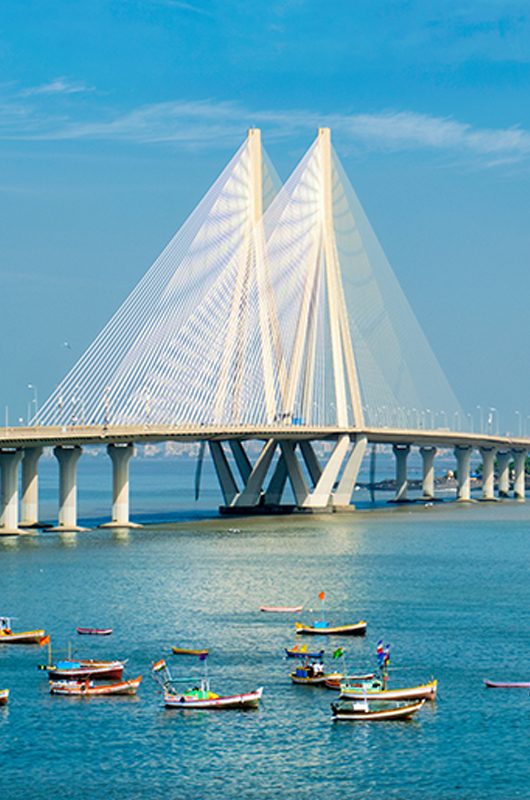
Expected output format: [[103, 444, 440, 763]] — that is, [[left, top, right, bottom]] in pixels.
[[340, 679, 437, 702], [172, 647, 209, 656], [260, 606, 303, 613], [290, 663, 343, 686], [483, 679, 530, 688], [295, 620, 367, 637], [164, 683, 263, 710], [332, 698, 425, 721], [324, 673, 376, 690], [285, 645, 325, 659], [76, 627, 113, 636], [0, 689, 9, 706], [0, 617, 46, 645], [50, 675, 141, 696], [44, 659, 127, 681]]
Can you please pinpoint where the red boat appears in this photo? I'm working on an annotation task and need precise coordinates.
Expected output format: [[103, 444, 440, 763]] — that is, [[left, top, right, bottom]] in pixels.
[[76, 628, 113, 636], [50, 675, 141, 696], [45, 659, 126, 681]]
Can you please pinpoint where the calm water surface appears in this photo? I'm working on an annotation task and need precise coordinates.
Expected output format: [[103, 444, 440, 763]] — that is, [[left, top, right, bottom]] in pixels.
[[1, 458, 529, 799]]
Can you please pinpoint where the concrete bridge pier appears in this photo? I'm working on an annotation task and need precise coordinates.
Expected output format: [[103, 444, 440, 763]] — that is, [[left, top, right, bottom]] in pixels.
[[20, 446, 43, 527], [420, 446, 436, 499], [480, 447, 497, 501], [513, 449, 527, 501], [392, 444, 410, 502], [0, 449, 24, 534], [52, 445, 86, 531], [333, 435, 368, 509], [101, 443, 141, 528], [455, 445, 472, 502], [496, 451, 511, 498]]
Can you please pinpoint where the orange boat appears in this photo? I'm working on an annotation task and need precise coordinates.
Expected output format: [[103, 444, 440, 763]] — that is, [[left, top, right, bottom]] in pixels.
[[50, 676, 142, 696]]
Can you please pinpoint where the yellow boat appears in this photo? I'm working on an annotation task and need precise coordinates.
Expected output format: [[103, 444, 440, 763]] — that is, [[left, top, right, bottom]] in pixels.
[[0, 617, 46, 645], [171, 647, 209, 656]]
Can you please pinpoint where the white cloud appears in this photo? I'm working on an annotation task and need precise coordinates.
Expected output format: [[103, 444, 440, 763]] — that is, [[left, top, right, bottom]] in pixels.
[[21, 78, 95, 97], [2, 91, 530, 165]]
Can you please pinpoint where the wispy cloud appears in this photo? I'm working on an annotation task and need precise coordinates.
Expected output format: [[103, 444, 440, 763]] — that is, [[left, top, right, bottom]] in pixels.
[[2, 88, 530, 167], [21, 77, 95, 97]]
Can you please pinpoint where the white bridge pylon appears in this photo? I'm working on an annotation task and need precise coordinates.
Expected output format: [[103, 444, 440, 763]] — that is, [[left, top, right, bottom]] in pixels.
[[36, 126, 462, 511]]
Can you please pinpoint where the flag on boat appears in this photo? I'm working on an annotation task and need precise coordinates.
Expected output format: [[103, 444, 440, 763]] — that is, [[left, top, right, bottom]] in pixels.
[[39, 635, 50, 646], [318, 592, 325, 601], [152, 659, 166, 672], [376, 640, 385, 667], [333, 648, 344, 659]]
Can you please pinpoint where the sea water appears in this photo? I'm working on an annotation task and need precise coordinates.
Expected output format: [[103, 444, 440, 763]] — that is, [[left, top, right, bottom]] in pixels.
[[1, 456, 529, 799]]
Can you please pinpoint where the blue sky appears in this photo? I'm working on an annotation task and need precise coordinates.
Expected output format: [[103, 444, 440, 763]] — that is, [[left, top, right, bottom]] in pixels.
[[2, 0, 530, 433]]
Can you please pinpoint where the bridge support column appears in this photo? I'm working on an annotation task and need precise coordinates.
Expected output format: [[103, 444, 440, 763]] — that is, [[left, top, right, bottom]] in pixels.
[[480, 447, 496, 501], [302, 435, 350, 509], [101, 443, 140, 528], [209, 442, 238, 506], [232, 440, 276, 507], [281, 442, 310, 506], [455, 446, 472, 502], [53, 446, 86, 531], [265, 453, 288, 505], [0, 450, 24, 535], [420, 446, 436, 499], [392, 444, 410, 502], [333, 435, 367, 509], [20, 446, 43, 527], [497, 451, 511, 498], [513, 449, 527, 501]]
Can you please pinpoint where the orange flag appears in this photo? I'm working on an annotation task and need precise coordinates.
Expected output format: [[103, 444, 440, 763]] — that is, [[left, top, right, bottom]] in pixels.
[[318, 592, 325, 601], [39, 635, 50, 646]]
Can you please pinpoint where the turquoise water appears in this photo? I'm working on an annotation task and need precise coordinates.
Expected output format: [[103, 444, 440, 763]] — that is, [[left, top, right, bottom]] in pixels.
[[2, 458, 530, 799]]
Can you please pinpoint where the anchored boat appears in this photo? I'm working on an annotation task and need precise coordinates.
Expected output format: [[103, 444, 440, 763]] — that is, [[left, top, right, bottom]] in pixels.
[[76, 627, 113, 636], [0, 689, 9, 705], [483, 679, 530, 688], [324, 673, 376, 690], [260, 606, 303, 613], [0, 616, 47, 645], [153, 658, 263, 710], [332, 698, 425, 721], [295, 621, 367, 637], [290, 662, 342, 686], [340, 679, 437, 702], [285, 645, 325, 659], [49, 675, 142, 696], [172, 647, 209, 656], [43, 659, 127, 681]]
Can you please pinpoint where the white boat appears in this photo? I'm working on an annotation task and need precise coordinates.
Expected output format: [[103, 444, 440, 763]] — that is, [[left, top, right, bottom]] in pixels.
[[332, 698, 425, 721], [340, 679, 437, 702], [164, 685, 263, 709]]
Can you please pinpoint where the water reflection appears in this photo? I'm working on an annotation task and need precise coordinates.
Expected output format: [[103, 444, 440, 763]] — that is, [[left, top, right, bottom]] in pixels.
[[0, 536, 18, 549], [59, 531, 77, 548], [112, 528, 130, 545]]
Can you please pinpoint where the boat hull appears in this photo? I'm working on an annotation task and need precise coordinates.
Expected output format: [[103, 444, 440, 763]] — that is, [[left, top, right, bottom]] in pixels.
[[324, 673, 375, 690], [0, 689, 9, 705], [0, 629, 45, 644], [285, 648, 325, 659], [164, 687, 263, 709], [291, 671, 342, 686], [260, 606, 303, 613], [332, 699, 425, 721], [171, 647, 209, 656], [483, 679, 530, 688], [295, 621, 367, 637], [76, 628, 113, 636], [50, 676, 141, 696], [46, 660, 126, 681], [340, 680, 437, 702]]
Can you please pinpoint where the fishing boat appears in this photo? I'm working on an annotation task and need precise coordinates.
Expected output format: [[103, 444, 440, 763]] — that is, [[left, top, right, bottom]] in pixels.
[[260, 606, 303, 613], [284, 644, 325, 659], [340, 679, 437, 702], [483, 679, 530, 688], [49, 675, 141, 696], [331, 698, 425, 721], [290, 663, 342, 686], [172, 647, 209, 656], [0, 689, 9, 705], [295, 620, 367, 637], [0, 616, 47, 645], [76, 627, 113, 636], [164, 683, 263, 709], [153, 658, 263, 710], [324, 673, 376, 690], [43, 659, 127, 681]]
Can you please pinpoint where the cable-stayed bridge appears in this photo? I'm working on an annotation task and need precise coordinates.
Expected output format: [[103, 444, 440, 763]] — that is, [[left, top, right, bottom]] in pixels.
[[1, 128, 528, 532]]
